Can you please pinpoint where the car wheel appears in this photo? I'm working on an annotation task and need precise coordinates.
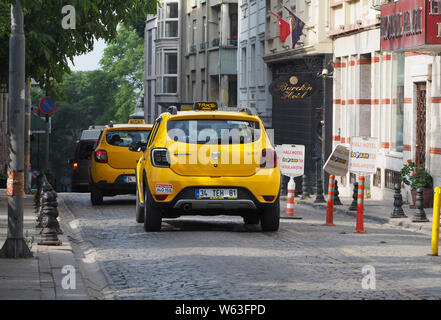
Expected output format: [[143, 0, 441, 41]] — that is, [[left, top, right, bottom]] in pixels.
[[243, 216, 260, 225], [136, 186, 144, 223], [143, 187, 162, 232], [260, 198, 280, 232], [90, 187, 103, 206]]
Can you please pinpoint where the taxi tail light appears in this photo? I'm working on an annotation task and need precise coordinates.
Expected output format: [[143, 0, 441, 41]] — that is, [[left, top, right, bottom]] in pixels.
[[151, 148, 170, 168], [263, 196, 275, 202], [95, 149, 108, 163], [154, 195, 168, 201], [260, 148, 277, 169]]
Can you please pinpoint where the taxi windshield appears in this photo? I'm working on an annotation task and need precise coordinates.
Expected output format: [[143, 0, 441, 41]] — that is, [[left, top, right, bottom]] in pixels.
[[167, 119, 261, 144], [106, 130, 150, 147]]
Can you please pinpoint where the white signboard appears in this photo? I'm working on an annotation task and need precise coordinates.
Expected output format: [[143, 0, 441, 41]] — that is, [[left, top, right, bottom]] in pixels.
[[323, 145, 349, 176], [349, 137, 379, 174], [278, 144, 305, 177]]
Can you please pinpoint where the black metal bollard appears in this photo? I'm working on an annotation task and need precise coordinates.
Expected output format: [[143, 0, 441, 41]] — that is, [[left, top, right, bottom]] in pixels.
[[301, 174, 310, 200], [35, 175, 46, 228], [348, 182, 358, 211], [314, 159, 326, 203], [334, 180, 343, 206], [391, 183, 407, 218], [412, 188, 429, 222], [34, 174, 43, 215], [38, 179, 63, 246]]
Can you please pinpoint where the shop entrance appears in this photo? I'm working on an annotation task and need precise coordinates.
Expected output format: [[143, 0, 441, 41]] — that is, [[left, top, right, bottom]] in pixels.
[[416, 83, 426, 166]]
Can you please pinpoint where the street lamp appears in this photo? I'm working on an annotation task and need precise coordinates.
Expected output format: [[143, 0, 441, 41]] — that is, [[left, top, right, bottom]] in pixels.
[[314, 63, 333, 203]]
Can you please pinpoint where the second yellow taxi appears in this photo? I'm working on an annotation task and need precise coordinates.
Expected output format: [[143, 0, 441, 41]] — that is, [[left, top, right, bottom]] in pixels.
[[89, 122, 153, 205]]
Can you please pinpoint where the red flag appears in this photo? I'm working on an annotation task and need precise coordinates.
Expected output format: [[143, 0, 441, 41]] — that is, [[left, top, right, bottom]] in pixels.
[[270, 11, 291, 43]]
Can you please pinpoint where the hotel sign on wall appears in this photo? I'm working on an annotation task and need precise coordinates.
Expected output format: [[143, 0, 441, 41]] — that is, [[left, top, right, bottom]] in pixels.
[[269, 74, 317, 100], [381, 0, 441, 51]]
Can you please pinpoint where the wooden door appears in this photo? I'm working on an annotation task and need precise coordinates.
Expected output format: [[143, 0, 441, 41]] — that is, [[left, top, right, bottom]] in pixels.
[[415, 83, 426, 166]]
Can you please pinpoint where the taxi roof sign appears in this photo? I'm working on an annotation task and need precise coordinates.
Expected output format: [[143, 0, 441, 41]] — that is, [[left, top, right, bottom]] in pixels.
[[128, 118, 146, 124], [194, 101, 218, 111]]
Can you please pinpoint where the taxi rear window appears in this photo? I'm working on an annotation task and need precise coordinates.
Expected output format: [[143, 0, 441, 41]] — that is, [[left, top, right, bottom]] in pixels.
[[106, 130, 151, 147], [167, 119, 261, 144]]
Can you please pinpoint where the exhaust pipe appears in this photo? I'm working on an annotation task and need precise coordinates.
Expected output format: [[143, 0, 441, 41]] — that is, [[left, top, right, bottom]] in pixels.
[[183, 203, 192, 212]]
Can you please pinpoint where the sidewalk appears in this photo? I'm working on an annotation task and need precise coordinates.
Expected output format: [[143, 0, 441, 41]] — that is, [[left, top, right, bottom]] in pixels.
[[0, 189, 89, 300], [280, 194, 436, 235]]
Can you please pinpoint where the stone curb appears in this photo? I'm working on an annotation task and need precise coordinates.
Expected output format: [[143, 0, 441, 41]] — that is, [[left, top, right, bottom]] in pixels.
[[58, 196, 116, 300], [291, 198, 435, 235]]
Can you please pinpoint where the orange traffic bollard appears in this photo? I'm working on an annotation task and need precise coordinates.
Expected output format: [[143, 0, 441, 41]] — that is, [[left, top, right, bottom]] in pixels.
[[354, 176, 366, 233], [325, 175, 336, 226], [286, 177, 295, 217]]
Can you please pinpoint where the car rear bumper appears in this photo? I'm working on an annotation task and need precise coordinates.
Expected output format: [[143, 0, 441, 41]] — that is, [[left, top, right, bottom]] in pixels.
[[145, 167, 281, 205], [173, 199, 257, 210], [92, 175, 136, 195]]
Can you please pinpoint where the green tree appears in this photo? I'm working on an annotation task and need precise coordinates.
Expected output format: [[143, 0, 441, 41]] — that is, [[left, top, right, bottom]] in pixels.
[[100, 25, 145, 122], [30, 70, 118, 185], [1, 0, 157, 95]]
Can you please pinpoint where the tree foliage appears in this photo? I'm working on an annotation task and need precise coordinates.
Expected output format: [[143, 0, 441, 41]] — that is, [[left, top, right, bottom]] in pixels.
[[1, 0, 157, 95], [100, 25, 145, 122], [30, 70, 118, 183]]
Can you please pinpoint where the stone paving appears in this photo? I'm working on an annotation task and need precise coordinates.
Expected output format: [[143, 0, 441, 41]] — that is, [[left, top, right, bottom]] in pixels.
[[0, 189, 89, 300], [59, 192, 441, 300]]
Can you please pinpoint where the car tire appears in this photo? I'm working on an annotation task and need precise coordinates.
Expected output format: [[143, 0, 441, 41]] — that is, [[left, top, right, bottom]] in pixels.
[[136, 187, 144, 223], [243, 216, 260, 225], [260, 198, 280, 232], [143, 187, 162, 232], [90, 187, 103, 206]]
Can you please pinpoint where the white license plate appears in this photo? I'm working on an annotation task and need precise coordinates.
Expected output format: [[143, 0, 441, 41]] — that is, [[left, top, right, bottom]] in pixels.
[[124, 176, 136, 183], [196, 189, 238, 199]]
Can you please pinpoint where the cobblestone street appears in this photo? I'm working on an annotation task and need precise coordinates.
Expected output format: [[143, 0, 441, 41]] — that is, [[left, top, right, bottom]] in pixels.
[[60, 193, 441, 300]]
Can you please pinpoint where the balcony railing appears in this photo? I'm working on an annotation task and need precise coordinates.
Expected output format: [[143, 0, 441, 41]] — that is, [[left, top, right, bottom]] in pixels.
[[189, 44, 196, 53], [211, 38, 238, 47], [200, 42, 207, 50]]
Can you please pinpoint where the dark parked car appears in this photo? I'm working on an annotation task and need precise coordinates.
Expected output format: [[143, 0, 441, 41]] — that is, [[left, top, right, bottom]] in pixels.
[[71, 128, 103, 192]]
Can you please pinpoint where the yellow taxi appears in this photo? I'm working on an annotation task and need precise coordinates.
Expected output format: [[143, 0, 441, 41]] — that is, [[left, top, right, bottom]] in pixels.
[[89, 122, 153, 205], [133, 103, 281, 231]]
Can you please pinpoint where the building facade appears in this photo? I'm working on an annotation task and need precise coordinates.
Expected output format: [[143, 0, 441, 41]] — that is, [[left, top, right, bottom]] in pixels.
[[238, 0, 272, 127], [144, 0, 239, 123], [144, 0, 181, 124], [330, 0, 441, 202], [263, 0, 333, 194]]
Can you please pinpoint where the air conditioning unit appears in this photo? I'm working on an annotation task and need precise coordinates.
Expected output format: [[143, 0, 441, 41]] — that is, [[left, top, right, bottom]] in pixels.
[[371, 0, 390, 11]]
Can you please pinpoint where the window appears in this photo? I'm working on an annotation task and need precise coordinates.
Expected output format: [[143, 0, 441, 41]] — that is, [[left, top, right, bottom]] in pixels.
[[192, 19, 197, 45], [147, 30, 153, 76], [259, 40, 265, 84], [250, 43, 256, 87], [166, 119, 261, 144], [156, 50, 178, 94], [202, 80, 206, 100], [158, 2, 179, 38], [390, 52, 404, 152], [241, 47, 247, 88], [106, 131, 151, 147], [202, 16, 207, 44]]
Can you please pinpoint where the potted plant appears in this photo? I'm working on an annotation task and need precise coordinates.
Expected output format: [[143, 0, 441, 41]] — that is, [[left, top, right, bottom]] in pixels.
[[400, 159, 433, 208]]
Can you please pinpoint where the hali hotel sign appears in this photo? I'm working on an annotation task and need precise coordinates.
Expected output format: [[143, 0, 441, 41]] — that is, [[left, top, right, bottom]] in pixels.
[[381, 0, 441, 51]]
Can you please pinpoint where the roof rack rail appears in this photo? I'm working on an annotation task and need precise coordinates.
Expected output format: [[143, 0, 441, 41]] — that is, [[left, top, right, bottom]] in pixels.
[[239, 107, 254, 116]]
